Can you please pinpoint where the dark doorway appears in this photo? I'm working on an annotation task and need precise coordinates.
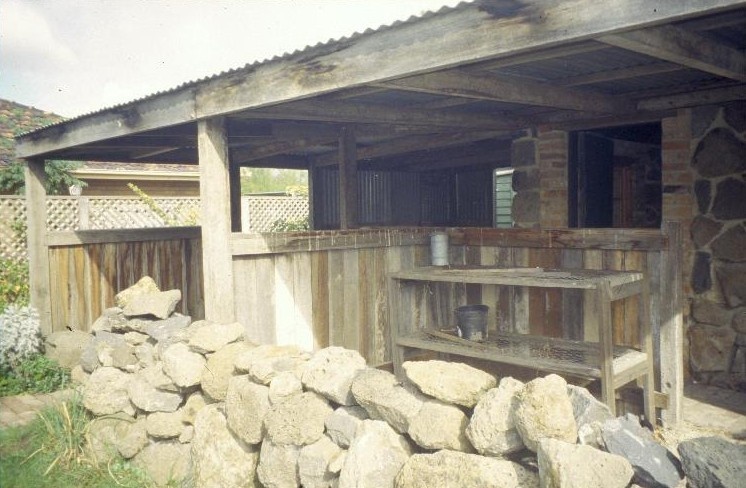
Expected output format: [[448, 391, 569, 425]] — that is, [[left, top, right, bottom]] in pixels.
[[569, 123, 662, 229]]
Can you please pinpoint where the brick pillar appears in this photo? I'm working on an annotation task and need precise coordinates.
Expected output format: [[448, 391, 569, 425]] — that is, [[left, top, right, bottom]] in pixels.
[[537, 128, 569, 228], [661, 109, 695, 296], [510, 132, 540, 228]]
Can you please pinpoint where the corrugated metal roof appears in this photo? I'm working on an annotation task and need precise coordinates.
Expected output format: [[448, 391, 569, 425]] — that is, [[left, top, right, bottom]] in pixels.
[[17, 1, 477, 138]]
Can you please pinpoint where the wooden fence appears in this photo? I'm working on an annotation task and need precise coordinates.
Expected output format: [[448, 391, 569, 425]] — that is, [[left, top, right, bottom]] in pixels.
[[45, 227, 203, 332]]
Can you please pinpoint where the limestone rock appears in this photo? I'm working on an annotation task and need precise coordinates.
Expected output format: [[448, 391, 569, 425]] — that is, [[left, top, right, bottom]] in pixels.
[[402, 360, 496, 407], [127, 373, 182, 413], [395, 450, 538, 488], [191, 404, 260, 488], [250, 354, 309, 385], [298, 436, 344, 488], [689, 324, 736, 372], [350, 368, 424, 433], [692, 127, 746, 178], [692, 299, 733, 328], [338, 420, 413, 488], [107, 343, 138, 371], [133, 442, 191, 487], [134, 342, 156, 369], [162, 342, 205, 388], [264, 391, 333, 446], [577, 420, 606, 449], [139, 362, 178, 391], [179, 425, 194, 443], [269, 371, 303, 405], [189, 321, 245, 354], [83, 366, 134, 416], [466, 377, 525, 456], [690, 215, 723, 249], [325, 405, 368, 448], [712, 224, 746, 262], [87, 414, 139, 464], [143, 314, 192, 342], [182, 392, 208, 425], [716, 263, 746, 307], [601, 414, 683, 488], [733, 310, 746, 334], [301, 347, 367, 405], [538, 438, 634, 488], [70, 365, 89, 385], [225, 375, 270, 445], [567, 384, 613, 434], [123, 331, 149, 345], [115, 276, 160, 308], [91, 307, 127, 333], [234, 344, 305, 373], [146, 411, 185, 439], [115, 417, 148, 459], [677, 436, 746, 488], [408, 399, 472, 451], [712, 178, 746, 221], [513, 374, 577, 452], [80, 330, 127, 373], [201, 341, 254, 401], [123, 289, 181, 320], [45, 330, 92, 369], [257, 439, 301, 488]]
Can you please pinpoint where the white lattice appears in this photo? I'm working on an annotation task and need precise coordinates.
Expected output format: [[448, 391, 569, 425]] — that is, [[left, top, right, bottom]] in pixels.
[[0, 196, 27, 261], [46, 197, 79, 232], [87, 197, 200, 229], [245, 196, 309, 232]]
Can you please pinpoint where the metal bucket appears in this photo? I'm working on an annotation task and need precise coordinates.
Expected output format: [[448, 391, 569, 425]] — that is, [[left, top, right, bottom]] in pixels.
[[456, 305, 488, 341], [430, 232, 449, 266]]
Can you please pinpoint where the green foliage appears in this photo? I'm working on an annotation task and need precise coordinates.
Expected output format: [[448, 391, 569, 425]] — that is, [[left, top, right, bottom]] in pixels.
[[0, 397, 156, 487], [0, 160, 87, 195], [240, 167, 308, 195], [0, 355, 70, 397], [127, 183, 199, 226], [0, 259, 29, 313], [268, 216, 310, 232]]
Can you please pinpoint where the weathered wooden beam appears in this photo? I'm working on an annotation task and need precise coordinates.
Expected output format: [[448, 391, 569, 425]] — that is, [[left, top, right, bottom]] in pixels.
[[473, 42, 606, 71], [242, 99, 525, 129], [24, 158, 52, 334], [338, 127, 358, 230], [197, 117, 236, 323], [46, 227, 201, 247], [557, 62, 682, 87], [637, 85, 746, 111], [313, 130, 511, 167], [600, 25, 746, 82], [378, 70, 634, 114]]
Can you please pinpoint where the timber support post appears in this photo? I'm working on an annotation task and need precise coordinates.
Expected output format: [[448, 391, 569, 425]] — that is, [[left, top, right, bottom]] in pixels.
[[24, 158, 52, 334], [338, 126, 358, 229], [198, 117, 236, 323]]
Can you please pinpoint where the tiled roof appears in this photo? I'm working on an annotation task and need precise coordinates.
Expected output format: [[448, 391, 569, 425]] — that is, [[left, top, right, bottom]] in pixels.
[[0, 99, 64, 164]]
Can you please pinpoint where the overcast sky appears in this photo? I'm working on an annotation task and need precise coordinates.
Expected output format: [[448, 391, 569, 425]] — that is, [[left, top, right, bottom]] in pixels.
[[1, 0, 461, 118]]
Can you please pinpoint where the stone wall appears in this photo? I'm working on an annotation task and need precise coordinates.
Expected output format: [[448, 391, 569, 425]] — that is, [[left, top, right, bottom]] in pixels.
[[687, 102, 746, 380]]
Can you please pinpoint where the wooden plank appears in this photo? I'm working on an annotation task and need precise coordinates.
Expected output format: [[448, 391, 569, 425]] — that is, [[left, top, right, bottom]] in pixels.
[[198, 117, 235, 323], [513, 248, 530, 335], [372, 247, 389, 364], [557, 61, 682, 87], [46, 226, 201, 247], [292, 252, 314, 351], [358, 248, 373, 361], [69, 247, 86, 331], [583, 250, 603, 342], [450, 227, 668, 251], [597, 282, 616, 415], [343, 250, 361, 352], [479, 246, 498, 333], [339, 126, 358, 230], [379, 69, 633, 114], [561, 249, 584, 340], [230, 227, 431, 256], [605, 250, 627, 347], [273, 254, 296, 346], [600, 24, 746, 82], [47, 248, 64, 332], [254, 255, 277, 344], [232, 257, 256, 341], [87, 244, 101, 330], [24, 159, 52, 334], [637, 85, 746, 112], [624, 251, 646, 347], [311, 252, 330, 351], [185, 238, 204, 320], [327, 251, 346, 348], [495, 246, 517, 334]]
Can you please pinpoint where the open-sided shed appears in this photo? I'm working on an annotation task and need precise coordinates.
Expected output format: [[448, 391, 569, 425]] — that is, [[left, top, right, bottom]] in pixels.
[[15, 0, 746, 425]]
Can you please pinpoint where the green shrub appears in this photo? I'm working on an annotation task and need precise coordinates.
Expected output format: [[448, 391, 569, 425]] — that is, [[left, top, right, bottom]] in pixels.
[[269, 216, 310, 232], [0, 355, 70, 397], [0, 259, 29, 313]]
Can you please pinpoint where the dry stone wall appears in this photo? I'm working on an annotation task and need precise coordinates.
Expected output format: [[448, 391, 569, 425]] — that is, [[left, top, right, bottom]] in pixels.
[[58, 276, 736, 487]]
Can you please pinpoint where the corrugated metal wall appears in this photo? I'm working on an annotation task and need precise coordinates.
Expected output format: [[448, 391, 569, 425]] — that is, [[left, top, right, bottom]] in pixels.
[[313, 166, 494, 229]]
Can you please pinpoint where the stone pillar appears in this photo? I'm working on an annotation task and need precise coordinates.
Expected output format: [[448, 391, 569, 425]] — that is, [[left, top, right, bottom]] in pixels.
[[686, 102, 746, 381], [510, 132, 540, 228]]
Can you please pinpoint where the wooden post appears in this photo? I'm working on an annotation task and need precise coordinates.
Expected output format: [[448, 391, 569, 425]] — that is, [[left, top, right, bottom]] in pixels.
[[338, 126, 357, 229], [659, 221, 683, 425], [24, 158, 52, 334], [198, 117, 236, 323], [78, 197, 90, 230], [307, 159, 316, 230], [596, 282, 616, 416]]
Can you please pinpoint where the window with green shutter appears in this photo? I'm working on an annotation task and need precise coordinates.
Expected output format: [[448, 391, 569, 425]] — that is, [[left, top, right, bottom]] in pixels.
[[494, 169, 515, 228]]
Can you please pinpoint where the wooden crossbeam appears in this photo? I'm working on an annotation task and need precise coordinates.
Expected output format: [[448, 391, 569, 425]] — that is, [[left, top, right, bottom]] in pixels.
[[377, 70, 635, 114], [242, 99, 526, 129], [600, 25, 746, 82], [557, 62, 683, 87]]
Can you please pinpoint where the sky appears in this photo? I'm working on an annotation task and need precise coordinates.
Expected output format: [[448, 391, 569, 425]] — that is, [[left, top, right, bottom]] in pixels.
[[0, 0, 462, 118]]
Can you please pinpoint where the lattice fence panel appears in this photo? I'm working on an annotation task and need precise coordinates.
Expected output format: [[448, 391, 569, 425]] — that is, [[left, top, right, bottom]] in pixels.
[[87, 197, 201, 229], [245, 196, 309, 232], [0, 196, 27, 261], [46, 196, 79, 232]]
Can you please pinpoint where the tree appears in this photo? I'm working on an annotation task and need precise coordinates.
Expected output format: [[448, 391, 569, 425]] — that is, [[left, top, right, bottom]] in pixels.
[[240, 168, 307, 195], [0, 160, 87, 195]]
